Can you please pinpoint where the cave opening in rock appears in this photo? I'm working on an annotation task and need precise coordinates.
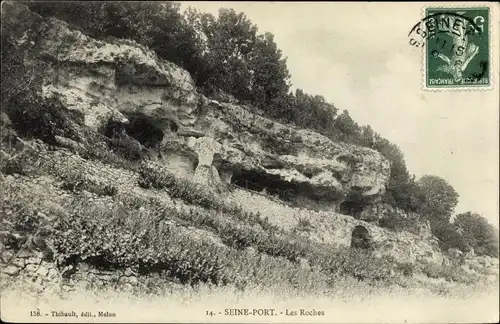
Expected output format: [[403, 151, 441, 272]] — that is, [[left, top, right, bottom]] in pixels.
[[339, 200, 365, 217], [231, 169, 297, 201], [339, 191, 368, 217], [123, 114, 164, 149], [351, 225, 372, 250]]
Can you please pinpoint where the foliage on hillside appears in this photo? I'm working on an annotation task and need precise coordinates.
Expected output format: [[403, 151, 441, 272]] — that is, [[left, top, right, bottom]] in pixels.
[[454, 212, 499, 258]]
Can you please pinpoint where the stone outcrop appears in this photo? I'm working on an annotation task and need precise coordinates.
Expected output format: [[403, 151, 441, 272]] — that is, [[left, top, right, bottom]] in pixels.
[[228, 186, 444, 265], [0, 248, 147, 294], [3, 2, 390, 210]]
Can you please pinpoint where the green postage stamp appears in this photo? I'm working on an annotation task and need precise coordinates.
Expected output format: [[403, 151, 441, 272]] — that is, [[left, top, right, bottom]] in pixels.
[[409, 6, 491, 90]]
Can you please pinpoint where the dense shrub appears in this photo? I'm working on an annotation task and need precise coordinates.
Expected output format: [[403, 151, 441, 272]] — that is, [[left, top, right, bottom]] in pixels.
[[59, 170, 118, 197], [395, 262, 416, 277], [108, 135, 144, 161], [5, 91, 82, 146], [379, 211, 423, 234], [431, 222, 470, 252], [453, 212, 499, 258], [294, 218, 314, 233]]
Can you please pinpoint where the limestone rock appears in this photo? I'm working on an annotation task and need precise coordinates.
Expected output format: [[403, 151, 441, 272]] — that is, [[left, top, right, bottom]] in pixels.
[[11, 258, 25, 268], [35, 264, 50, 277], [2, 1, 391, 206], [2, 265, 20, 276], [1, 250, 14, 264]]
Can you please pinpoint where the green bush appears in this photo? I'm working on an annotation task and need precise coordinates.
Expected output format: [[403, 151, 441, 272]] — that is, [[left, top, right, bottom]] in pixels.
[[59, 169, 117, 196], [0, 146, 42, 176]]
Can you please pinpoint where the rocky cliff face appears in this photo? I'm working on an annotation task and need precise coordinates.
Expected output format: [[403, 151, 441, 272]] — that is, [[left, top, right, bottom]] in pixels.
[[3, 2, 462, 275], [3, 2, 390, 214]]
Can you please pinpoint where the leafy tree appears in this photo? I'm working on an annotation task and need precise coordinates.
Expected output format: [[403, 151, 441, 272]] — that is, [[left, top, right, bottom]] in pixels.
[[454, 212, 499, 257], [359, 125, 376, 149], [248, 32, 291, 110], [191, 8, 258, 99], [286, 89, 338, 133], [372, 137, 412, 205], [432, 222, 470, 252], [331, 110, 361, 144], [416, 175, 459, 226], [384, 177, 424, 213]]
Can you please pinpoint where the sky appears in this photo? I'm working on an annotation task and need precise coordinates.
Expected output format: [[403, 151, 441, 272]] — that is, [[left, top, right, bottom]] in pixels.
[[179, 2, 499, 227]]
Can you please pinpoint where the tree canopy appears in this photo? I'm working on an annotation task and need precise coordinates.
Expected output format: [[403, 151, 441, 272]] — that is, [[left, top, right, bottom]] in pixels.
[[416, 175, 459, 225], [454, 212, 499, 257]]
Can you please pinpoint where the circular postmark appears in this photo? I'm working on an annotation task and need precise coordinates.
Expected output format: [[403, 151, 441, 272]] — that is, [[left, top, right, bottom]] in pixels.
[[408, 8, 490, 88]]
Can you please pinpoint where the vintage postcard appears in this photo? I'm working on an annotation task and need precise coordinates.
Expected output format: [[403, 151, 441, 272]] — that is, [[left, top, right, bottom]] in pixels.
[[1, 1, 499, 323]]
